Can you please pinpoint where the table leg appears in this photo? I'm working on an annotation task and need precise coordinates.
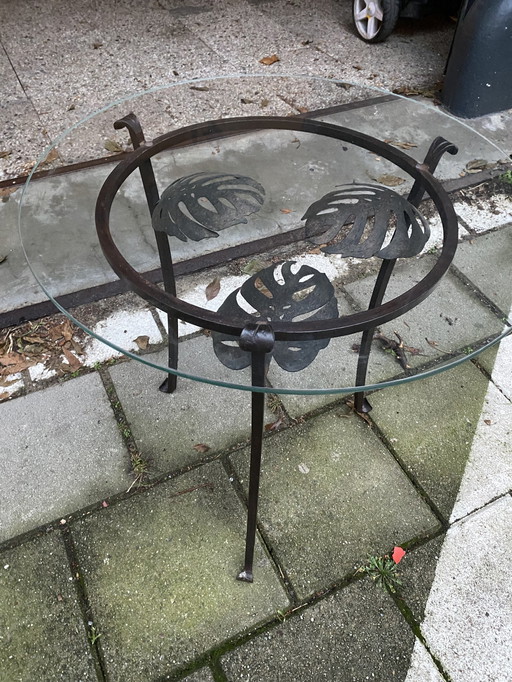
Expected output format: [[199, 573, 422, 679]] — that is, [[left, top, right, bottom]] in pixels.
[[236, 322, 274, 583]]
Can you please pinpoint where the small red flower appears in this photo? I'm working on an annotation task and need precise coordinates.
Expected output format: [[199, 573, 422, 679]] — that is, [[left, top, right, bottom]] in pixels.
[[392, 546, 406, 564]]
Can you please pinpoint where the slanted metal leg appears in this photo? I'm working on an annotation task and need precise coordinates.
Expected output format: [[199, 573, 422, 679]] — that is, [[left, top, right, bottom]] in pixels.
[[114, 113, 179, 394], [354, 136, 458, 412], [354, 258, 396, 413], [236, 322, 275, 583]]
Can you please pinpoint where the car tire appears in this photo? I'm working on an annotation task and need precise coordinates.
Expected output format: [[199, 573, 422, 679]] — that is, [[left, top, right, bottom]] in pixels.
[[352, 0, 402, 43]]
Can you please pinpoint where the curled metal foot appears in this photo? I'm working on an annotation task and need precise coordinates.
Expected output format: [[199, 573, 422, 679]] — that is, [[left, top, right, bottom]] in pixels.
[[236, 569, 254, 583], [159, 375, 177, 394], [355, 395, 372, 414]]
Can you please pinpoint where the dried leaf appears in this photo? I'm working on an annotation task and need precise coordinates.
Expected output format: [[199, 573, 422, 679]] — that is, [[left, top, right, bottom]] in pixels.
[[0, 150, 11, 158], [465, 159, 490, 173], [259, 54, 280, 65], [189, 85, 210, 92], [280, 208, 294, 214], [297, 106, 308, 114], [133, 335, 149, 350], [241, 97, 255, 104], [61, 346, 82, 370], [41, 148, 59, 165], [392, 546, 406, 564], [484, 419, 492, 426], [92, 41, 103, 49], [242, 258, 265, 275], [104, 139, 124, 153], [0, 391, 10, 400], [193, 443, 210, 453], [384, 139, 417, 150], [205, 276, 221, 301], [375, 174, 406, 187], [254, 277, 273, 298], [0, 254, 7, 264], [0, 186, 18, 200], [265, 417, 284, 432]]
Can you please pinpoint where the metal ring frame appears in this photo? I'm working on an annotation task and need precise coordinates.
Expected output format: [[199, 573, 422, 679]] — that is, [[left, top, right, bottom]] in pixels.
[[95, 115, 459, 341]]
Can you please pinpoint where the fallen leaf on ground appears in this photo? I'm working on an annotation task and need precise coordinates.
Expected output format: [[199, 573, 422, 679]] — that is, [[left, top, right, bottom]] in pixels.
[[254, 277, 272, 297], [259, 54, 280, 65], [384, 139, 417, 150], [189, 85, 209, 91], [374, 174, 406, 187], [41, 148, 59, 165], [484, 419, 492, 426], [392, 546, 406, 564], [133, 335, 149, 350], [61, 346, 82, 370], [265, 417, 284, 431], [465, 159, 492, 173], [0, 186, 18, 201], [0, 150, 11, 158], [193, 443, 210, 453], [0, 254, 7, 264], [205, 276, 221, 301], [242, 259, 265, 275], [280, 208, 294, 214], [241, 97, 255, 104], [104, 139, 124, 153]]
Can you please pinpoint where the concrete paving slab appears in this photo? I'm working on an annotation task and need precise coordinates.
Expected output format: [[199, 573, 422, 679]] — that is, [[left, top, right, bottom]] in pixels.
[[449, 380, 512, 522], [0, 373, 131, 542], [455, 191, 512, 235], [231, 406, 440, 599], [71, 462, 288, 681], [419, 496, 512, 682], [221, 577, 416, 681], [370, 362, 493, 519], [108, 338, 268, 475], [183, 668, 215, 681], [477, 332, 512, 402], [405, 640, 445, 682], [454, 225, 512, 316], [0, 531, 96, 681], [345, 255, 503, 370], [398, 535, 445, 624]]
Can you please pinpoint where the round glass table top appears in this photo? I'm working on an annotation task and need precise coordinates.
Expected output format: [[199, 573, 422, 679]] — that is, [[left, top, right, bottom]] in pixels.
[[19, 75, 512, 395]]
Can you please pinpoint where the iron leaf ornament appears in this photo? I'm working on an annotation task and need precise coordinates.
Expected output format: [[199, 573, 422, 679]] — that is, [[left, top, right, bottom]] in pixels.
[[212, 261, 339, 372], [152, 172, 265, 241], [303, 183, 430, 259]]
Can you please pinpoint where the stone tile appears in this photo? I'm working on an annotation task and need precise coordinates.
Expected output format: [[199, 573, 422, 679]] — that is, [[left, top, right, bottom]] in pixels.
[[370, 362, 492, 519], [0, 374, 131, 542], [183, 668, 215, 681], [449, 380, 512, 522], [419, 497, 512, 682], [108, 338, 273, 476], [398, 535, 445, 624], [405, 640, 445, 682], [454, 193, 512, 234], [71, 462, 288, 681], [221, 577, 416, 681], [345, 255, 503, 371], [231, 407, 440, 599], [0, 532, 96, 680], [478, 332, 512, 401], [454, 225, 512, 316]]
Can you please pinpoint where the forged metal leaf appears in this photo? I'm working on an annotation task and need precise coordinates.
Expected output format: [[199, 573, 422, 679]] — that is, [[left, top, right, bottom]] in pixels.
[[212, 261, 339, 372], [302, 183, 430, 259], [152, 172, 265, 242]]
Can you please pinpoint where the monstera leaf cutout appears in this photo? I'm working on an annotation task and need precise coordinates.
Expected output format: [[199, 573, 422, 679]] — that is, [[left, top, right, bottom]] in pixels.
[[302, 183, 430, 259], [212, 261, 339, 372], [152, 172, 265, 242]]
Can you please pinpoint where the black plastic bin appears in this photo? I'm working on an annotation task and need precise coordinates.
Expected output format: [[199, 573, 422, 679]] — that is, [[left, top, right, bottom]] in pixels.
[[442, 0, 512, 118]]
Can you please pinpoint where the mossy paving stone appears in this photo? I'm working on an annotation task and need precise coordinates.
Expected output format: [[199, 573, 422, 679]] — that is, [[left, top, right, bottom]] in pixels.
[[393, 535, 445, 623], [220, 577, 415, 681], [0, 532, 97, 681], [70, 462, 288, 681], [369, 362, 493, 519], [231, 406, 440, 600]]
